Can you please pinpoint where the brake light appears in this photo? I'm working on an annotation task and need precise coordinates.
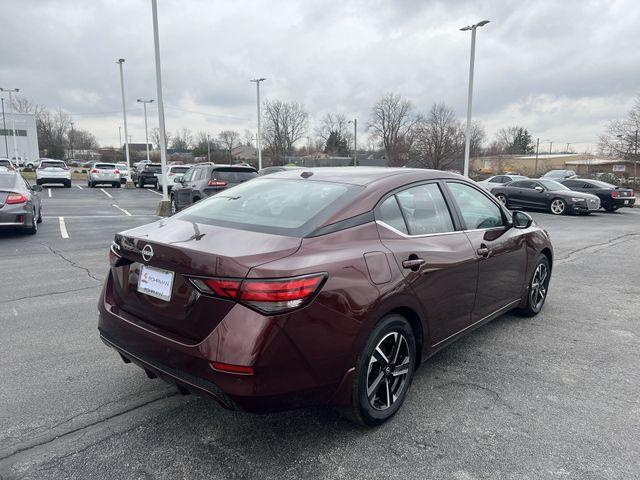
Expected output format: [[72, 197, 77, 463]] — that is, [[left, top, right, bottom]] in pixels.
[[210, 362, 254, 375], [114, 169, 120, 174], [189, 273, 327, 314], [91, 168, 98, 173], [168, 172, 174, 176], [6, 193, 28, 204], [611, 191, 619, 198], [207, 180, 228, 187]]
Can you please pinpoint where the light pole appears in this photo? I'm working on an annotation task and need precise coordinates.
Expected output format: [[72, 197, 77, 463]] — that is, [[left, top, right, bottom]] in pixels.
[[534, 137, 540, 175], [1, 98, 8, 157], [460, 20, 489, 177], [0, 88, 20, 163], [118, 125, 122, 150], [69, 121, 75, 160], [250, 78, 266, 170], [348, 119, 358, 166], [151, 0, 171, 214], [207, 133, 211, 162], [549, 141, 553, 155], [116, 59, 133, 187], [137, 99, 154, 164]]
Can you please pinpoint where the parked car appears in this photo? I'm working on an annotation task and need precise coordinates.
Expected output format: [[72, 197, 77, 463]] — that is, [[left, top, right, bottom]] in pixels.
[[134, 159, 152, 171], [0, 158, 16, 170], [477, 174, 528, 192], [492, 179, 601, 215], [170, 164, 258, 213], [0, 169, 42, 234], [99, 167, 553, 426], [35, 159, 71, 187], [560, 178, 635, 212], [115, 163, 129, 183], [11, 157, 25, 168], [136, 163, 162, 188], [541, 169, 577, 180], [258, 165, 304, 176], [156, 165, 190, 191], [87, 163, 121, 188]]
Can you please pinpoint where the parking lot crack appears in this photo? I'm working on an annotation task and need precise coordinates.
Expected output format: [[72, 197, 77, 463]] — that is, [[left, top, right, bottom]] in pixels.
[[39, 243, 103, 283], [0, 285, 99, 305], [556, 233, 640, 265]]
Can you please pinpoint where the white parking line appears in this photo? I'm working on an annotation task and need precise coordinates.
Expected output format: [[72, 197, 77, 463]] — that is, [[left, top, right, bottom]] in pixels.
[[48, 188, 52, 198], [76, 185, 83, 190], [58, 217, 69, 239], [100, 188, 113, 199], [148, 189, 163, 196], [44, 215, 159, 219], [112, 204, 132, 216]]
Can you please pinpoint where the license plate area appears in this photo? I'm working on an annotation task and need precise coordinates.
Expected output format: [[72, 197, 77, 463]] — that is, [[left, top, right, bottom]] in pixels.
[[137, 265, 175, 301]]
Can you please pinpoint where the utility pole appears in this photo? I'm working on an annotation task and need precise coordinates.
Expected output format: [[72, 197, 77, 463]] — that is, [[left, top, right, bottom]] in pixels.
[[460, 20, 490, 177], [635, 129, 638, 183], [534, 137, 540, 175], [116, 59, 133, 187], [69, 121, 74, 160], [137, 99, 154, 163], [0, 88, 20, 162], [549, 141, 553, 155], [1, 98, 8, 157], [118, 126, 122, 151], [565, 142, 570, 153], [151, 0, 171, 214], [250, 78, 266, 170], [349, 118, 358, 166], [207, 133, 211, 162]]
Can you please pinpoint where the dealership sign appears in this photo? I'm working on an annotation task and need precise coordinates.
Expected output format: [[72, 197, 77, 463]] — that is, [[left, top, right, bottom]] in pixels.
[[612, 164, 626, 172]]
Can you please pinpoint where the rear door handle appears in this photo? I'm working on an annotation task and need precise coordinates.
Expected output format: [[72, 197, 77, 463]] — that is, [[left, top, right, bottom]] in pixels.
[[402, 258, 426, 270]]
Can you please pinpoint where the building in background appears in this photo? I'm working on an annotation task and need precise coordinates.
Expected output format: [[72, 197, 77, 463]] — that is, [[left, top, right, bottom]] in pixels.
[[0, 112, 39, 163]]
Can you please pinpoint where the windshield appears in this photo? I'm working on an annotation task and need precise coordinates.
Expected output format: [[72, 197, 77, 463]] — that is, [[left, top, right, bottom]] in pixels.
[[176, 178, 363, 237], [539, 180, 570, 191]]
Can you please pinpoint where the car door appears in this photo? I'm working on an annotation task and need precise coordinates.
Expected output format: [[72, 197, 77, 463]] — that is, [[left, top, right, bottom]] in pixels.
[[375, 182, 478, 345], [444, 181, 527, 323], [23, 178, 40, 216], [174, 166, 195, 209]]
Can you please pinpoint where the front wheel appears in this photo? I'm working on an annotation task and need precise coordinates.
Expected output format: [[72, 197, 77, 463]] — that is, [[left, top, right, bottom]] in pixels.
[[344, 314, 416, 426], [517, 255, 551, 317], [549, 198, 567, 215], [495, 193, 508, 207]]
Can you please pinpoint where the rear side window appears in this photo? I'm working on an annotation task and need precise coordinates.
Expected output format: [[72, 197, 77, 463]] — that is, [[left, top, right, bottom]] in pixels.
[[178, 178, 361, 237], [395, 184, 454, 235], [211, 168, 258, 183], [377, 196, 408, 234], [447, 182, 504, 230], [489, 176, 504, 183]]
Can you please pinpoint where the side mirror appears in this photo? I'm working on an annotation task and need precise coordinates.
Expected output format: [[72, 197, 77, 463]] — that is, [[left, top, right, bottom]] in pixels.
[[173, 177, 182, 183], [32, 185, 43, 192], [534, 186, 544, 193], [512, 210, 533, 229]]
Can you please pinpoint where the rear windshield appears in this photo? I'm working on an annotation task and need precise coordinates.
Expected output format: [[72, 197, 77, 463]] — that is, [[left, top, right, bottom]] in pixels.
[[0, 159, 12, 167], [176, 178, 363, 237], [589, 180, 615, 188], [40, 161, 66, 168], [210, 168, 258, 183], [171, 166, 190, 174], [95, 163, 116, 169], [145, 164, 162, 172], [0, 173, 17, 188]]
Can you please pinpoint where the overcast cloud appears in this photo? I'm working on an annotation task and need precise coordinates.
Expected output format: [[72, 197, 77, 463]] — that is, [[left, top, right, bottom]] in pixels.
[[3, 0, 639, 152]]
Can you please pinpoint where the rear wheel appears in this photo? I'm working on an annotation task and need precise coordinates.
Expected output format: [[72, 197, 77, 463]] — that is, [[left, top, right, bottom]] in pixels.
[[517, 255, 550, 317], [549, 198, 567, 215], [25, 208, 38, 235], [37, 205, 43, 223], [65, 181, 71, 188], [170, 195, 178, 215], [495, 193, 508, 207], [344, 314, 416, 426], [138, 179, 144, 188], [114, 182, 121, 188]]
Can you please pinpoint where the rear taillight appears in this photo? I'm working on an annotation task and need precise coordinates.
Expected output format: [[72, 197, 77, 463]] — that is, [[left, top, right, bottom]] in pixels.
[[168, 172, 175, 176], [611, 191, 619, 198], [6, 193, 28, 204], [91, 168, 98, 173], [207, 180, 228, 187], [114, 169, 120, 174], [109, 241, 133, 267], [189, 273, 327, 314]]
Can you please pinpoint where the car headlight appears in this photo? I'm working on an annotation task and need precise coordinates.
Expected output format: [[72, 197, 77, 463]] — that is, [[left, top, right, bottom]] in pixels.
[[571, 197, 586, 202]]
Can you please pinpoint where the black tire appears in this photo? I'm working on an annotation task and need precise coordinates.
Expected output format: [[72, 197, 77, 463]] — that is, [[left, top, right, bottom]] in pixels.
[[37, 206, 42, 223], [114, 182, 121, 188], [25, 208, 38, 235], [603, 205, 618, 212], [138, 179, 144, 188], [170, 195, 179, 215], [36, 179, 42, 186], [495, 193, 508, 207], [549, 198, 567, 215], [87, 180, 91, 187], [65, 181, 71, 188], [344, 314, 416, 426], [517, 254, 551, 317]]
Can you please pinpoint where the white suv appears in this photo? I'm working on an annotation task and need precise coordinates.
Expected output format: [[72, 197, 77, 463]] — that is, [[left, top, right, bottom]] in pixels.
[[87, 162, 121, 188], [36, 159, 72, 188]]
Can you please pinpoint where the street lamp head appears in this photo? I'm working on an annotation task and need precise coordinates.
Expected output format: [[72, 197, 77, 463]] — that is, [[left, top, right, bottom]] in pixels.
[[477, 20, 490, 27], [250, 78, 266, 83], [460, 26, 472, 31], [117, 58, 125, 64], [460, 20, 490, 31]]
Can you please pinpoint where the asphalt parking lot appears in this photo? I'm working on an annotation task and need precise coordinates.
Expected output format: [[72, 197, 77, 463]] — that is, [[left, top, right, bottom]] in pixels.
[[1, 181, 639, 480]]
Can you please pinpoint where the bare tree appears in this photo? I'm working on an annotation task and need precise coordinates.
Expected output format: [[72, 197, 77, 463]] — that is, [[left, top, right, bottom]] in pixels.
[[368, 93, 416, 166], [262, 100, 308, 164], [599, 95, 640, 160], [151, 127, 172, 150], [36, 108, 72, 159], [461, 122, 486, 158], [170, 128, 192, 151], [218, 130, 241, 159], [243, 129, 255, 147], [411, 103, 464, 170], [11, 95, 39, 114], [494, 126, 534, 154], [68, 128, 98, 150]]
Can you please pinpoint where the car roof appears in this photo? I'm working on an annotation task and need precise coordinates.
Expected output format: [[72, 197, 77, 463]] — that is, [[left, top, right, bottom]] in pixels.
[[264, 167, 460, 186]]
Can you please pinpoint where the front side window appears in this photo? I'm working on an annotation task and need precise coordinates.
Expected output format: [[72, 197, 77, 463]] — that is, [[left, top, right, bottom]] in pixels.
[[489, 176, 503, 183], [395, 183, 455, 235], [181, 167, 194, 182], [377, 196, 408, 234], [447, 182, 504, 230]]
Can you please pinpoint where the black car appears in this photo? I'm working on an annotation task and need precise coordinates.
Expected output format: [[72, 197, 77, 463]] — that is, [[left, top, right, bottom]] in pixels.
[[492, 179, 601, 215], [258, 165, 303, 176], [136, 163, 162, 188], [170, 164, 258, 213], [560, 179, 635, 212]]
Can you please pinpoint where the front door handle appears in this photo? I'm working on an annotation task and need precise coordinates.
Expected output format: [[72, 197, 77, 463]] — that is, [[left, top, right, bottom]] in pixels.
[[402, 258, 426, 270], [477, 244, 490, 257]]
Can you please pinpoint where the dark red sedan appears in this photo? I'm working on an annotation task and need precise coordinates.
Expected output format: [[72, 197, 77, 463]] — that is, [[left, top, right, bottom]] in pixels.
[[99, 168, 553, 425]]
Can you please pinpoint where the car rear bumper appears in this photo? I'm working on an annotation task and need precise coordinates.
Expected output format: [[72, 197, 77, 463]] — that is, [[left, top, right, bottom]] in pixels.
[[139, 176, 158, 184], [612, 197, 636, 207], [0, 204, 33, 228], [90, 174, 119, 183], [97, 276, 347, 413], [37, 176, 70, 184]]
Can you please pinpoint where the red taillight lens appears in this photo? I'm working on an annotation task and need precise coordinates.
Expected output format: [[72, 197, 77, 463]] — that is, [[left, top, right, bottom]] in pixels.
[[611, 190, 619, 198], [207, 180, 228, 187], [189, 273, 326, 314], [210, 362, 254, 375], [6, 193, 28, 204], [114, 169, 120, 174], [91, 168, 98, 173]]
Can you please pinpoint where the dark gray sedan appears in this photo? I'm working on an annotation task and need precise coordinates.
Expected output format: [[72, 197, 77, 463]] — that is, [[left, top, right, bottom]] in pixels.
[[170, 164, 258, 213], [0, 170, 43, 234]]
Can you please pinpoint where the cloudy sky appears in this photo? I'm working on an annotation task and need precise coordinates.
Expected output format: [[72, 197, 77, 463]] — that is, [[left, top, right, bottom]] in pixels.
[[3, 0, 640, 152]]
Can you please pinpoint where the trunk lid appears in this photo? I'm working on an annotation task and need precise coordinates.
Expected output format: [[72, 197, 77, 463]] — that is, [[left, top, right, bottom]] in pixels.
[[111, 218, 301, 341]]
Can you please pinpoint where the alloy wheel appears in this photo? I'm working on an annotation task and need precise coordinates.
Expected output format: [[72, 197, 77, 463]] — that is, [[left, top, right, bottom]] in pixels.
[[366, 331, 411, 411], [530, 263, 548, 312], [496, 194, 507, 206], [550, 199, 565, 215]]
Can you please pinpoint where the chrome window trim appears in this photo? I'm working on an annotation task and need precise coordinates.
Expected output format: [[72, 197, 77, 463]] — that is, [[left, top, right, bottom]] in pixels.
[[376, 220, 462, 239]]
